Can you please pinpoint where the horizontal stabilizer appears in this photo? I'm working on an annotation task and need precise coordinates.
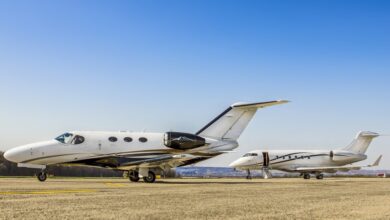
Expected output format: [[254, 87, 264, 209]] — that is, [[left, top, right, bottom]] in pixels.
[[368, 155, 382, 167], [232, 100, 289, 109]]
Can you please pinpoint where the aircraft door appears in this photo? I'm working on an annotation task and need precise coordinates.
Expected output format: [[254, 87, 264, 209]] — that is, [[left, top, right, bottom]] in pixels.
[[262, 152, 270, 167]]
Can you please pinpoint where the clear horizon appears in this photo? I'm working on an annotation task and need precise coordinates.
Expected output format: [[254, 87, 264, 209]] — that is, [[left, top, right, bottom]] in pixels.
[[0, 1, 389, 168]]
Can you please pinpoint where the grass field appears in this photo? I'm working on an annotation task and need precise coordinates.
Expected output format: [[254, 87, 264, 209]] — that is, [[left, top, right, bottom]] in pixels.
[[0, 177, 389, 220]]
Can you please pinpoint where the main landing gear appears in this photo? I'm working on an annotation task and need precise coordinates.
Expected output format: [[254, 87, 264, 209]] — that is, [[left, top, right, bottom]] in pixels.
[[128, 170, 156, 183], [143, 171, 156, 183], [37, 170, 47, 182], [316, 173, 324, 180], [302, 173, 324, 180], [129, 170, 140, 182]]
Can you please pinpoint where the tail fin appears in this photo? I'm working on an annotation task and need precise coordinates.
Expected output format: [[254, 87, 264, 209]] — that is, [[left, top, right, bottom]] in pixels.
[[196, 100, 288, 140], [342, 131, 379, 154]]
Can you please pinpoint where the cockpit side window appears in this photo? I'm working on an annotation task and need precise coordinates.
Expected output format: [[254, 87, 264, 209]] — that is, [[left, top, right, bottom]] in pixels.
[[71, 135, 85, 145], [55, 133, 73, 144]]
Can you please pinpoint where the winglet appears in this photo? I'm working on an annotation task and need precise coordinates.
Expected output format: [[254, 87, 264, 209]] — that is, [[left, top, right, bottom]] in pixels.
[[369, 155, 382, 167]]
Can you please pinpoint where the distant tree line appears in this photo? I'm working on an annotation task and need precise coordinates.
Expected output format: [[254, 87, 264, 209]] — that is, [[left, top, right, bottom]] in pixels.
[[0, 151, 122, 177]]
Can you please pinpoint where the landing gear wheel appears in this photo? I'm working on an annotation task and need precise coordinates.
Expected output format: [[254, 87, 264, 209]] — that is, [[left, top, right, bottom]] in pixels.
[[303, 173, 311, 180], [37, 171, 47, 182], [143, 171, 156, 183], [129, 170, 140, 182], [316, 174, 324, 180]]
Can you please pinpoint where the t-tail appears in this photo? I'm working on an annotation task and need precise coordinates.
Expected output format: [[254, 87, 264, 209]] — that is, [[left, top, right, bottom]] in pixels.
[[196, 100, 288, 140], [342, 131, 379, 154]]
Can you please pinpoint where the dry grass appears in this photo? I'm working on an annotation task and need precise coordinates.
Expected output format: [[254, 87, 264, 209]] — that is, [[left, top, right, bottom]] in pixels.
[[0, 177, 389, 220]]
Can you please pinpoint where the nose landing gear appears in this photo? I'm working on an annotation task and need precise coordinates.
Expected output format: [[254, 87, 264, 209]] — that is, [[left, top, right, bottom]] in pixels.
[[316, 173, 324, 179], [37, 171, 47, 182], [246, 169, 252, 180]]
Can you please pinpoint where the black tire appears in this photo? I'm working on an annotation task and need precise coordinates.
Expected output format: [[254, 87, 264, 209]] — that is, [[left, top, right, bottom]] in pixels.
[[316, 174, 324, 180], [129, 170, 140, 182], [143, 171, 156, 183], [303, 173, 310, 179], [37, 172, 47, 182]]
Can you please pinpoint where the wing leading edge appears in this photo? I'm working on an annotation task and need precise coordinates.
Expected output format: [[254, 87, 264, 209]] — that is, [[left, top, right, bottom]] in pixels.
[[68, 153, 214, 170], [295, 155, 382, 173]]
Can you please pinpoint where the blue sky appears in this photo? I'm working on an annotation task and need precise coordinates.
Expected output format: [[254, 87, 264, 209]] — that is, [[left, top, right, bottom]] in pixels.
[[0, 1, 389, 168]]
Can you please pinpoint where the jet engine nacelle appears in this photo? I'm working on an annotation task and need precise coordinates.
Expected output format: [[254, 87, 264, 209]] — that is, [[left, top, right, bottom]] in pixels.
[[330, 150, 366, 162], [164, 132, 206, 150], [330, 151, 346, 161]]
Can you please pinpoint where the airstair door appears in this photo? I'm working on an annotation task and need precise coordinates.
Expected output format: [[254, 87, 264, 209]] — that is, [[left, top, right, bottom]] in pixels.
[[262, 152, 270, 167]]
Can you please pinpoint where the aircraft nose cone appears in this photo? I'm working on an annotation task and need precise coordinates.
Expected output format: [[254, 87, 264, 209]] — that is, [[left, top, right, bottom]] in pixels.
[[229, 157, 252, 168], [3, 149, 17, 163], [229, 159, 242, 168]]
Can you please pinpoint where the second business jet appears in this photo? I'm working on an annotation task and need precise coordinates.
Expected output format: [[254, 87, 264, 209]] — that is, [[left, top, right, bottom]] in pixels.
[[230, 131, 382, 179]]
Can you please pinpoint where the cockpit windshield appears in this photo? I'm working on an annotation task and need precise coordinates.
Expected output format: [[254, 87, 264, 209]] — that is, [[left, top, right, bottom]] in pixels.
[[55, 133, 85, 145], [243, 153, 258, 157], [55, 133, 73, 144]]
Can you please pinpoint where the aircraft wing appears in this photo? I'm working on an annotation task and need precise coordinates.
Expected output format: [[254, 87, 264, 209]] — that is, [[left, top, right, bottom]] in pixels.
[[295, 155, 382, 173], [118, 154, 201, 169], [67, 153, 214, 170]]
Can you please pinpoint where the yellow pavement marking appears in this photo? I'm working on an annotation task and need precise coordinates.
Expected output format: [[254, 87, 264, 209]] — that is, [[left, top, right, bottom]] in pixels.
[[104, 182, 126, 187], [0, 189, 97, 195]]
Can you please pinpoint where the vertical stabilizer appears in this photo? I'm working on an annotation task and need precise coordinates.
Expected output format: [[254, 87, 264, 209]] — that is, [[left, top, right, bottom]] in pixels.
[[196, 100, 288, 140], [342, 131, 379, 154]]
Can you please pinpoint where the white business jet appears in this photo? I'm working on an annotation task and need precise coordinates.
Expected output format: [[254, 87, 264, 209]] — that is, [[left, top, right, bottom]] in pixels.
[[229, 131, 382, 179], [4, 100, 288, 183]]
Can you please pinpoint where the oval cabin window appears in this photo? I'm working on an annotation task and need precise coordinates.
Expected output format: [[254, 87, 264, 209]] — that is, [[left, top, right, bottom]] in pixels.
[[139, 137, 147, 143], [124, 137, 132, 142], [108, 137, 118, 142]]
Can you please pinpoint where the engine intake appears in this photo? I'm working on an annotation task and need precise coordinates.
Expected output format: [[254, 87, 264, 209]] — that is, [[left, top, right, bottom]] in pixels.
[[164, 132, 206, 150]]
